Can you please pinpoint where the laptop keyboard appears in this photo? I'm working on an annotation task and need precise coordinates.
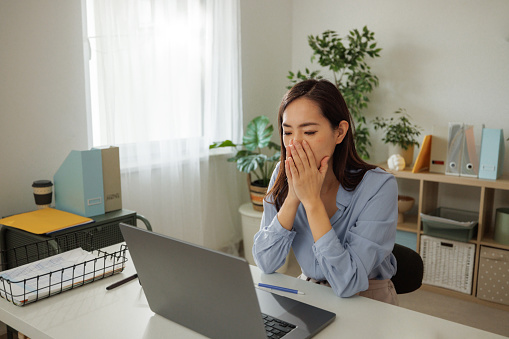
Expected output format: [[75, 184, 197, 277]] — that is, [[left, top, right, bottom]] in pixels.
[[262, 313, 296, 338]]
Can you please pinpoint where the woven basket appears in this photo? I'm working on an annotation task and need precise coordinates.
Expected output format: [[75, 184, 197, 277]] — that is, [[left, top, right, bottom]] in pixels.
[[420, 235, 475, 294]]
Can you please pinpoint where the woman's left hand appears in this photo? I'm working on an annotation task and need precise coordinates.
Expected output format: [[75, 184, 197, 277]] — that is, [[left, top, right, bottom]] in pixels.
[[287, 140, 329, 207]]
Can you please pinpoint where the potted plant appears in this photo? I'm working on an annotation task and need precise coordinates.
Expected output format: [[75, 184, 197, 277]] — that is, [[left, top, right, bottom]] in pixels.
[[372, 108, 422, 167], [287, 26, 382, 160], [210, 115, 280, 211]]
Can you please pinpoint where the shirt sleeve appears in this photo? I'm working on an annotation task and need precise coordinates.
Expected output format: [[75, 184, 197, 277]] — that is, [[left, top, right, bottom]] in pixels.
[[252, 163, 296, 273], [312, 173, 398, 297]]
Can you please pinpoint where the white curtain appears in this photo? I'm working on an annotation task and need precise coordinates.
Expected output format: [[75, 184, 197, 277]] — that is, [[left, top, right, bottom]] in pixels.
[[86, 0, 244, 251]]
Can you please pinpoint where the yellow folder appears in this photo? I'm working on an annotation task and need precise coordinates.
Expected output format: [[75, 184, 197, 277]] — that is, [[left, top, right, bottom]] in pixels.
[[0, 208, 93, 234], [412, 135, 432, 173]]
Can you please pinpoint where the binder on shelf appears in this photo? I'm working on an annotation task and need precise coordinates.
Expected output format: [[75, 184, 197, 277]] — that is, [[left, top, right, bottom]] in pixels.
[[54, 149, 105, 217], [429, 125, 448, 174], [459, 124, 479, 178], [92, 146, 122, 213], [412, 135, 431, 173], [478, 128, 505, 180], [445, 123, 464, 176]]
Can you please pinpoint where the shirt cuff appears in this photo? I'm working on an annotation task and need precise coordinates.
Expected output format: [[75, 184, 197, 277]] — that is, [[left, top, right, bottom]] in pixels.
[[313, 228, 342, 255], [271, 215, 296, 238]]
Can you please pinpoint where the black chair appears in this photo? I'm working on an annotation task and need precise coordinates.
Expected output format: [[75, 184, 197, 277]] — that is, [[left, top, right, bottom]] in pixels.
[[391, 243, 424, 294]]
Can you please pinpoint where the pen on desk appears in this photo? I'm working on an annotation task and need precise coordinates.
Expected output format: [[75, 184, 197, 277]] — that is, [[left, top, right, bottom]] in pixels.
[[106, 273, 138, 290], [255, 283, 305, 295]]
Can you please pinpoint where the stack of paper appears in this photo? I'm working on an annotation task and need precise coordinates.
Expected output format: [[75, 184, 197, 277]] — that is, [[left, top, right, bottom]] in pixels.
[[0, 208, 93, 234], [0, 248, 124, 306]]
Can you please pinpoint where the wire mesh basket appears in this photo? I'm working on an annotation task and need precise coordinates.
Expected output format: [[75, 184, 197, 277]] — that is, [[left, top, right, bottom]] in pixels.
[[0, 231, 127, 306], [420, 235, 475, 294]]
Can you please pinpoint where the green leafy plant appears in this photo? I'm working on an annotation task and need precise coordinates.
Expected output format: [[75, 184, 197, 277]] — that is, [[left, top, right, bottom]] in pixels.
[[287, 26, 382, 159], [210, 115, 280, 187], [372, 108, 422, 150]]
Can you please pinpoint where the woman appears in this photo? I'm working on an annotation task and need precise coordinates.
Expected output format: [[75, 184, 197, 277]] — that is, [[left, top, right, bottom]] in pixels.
[[252, 79, 399, 305]]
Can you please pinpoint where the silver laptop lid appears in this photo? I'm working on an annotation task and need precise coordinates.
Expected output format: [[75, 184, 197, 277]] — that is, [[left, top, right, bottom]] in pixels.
[[120, 223, 335, 339], [120, 223, 266, 338]]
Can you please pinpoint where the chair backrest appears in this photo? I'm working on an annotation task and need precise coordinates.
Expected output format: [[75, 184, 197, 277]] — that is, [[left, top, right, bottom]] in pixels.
[[390, 243, 424, 294]]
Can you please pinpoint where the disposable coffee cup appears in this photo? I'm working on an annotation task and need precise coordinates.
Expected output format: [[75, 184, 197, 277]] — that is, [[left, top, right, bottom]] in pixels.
[[32, 180, 53, 209]]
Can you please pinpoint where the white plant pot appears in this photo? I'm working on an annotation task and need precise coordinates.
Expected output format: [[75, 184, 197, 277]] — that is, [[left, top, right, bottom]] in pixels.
[[388, 144, 415, 168]]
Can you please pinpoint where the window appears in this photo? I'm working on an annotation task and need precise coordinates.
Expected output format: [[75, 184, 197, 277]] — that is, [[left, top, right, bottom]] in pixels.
[[86, 0, 242, 148], [84, 0, 243, 248]]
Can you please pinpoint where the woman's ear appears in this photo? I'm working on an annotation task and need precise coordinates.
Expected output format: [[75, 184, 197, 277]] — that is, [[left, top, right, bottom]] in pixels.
[[336, 120, 349, 145]]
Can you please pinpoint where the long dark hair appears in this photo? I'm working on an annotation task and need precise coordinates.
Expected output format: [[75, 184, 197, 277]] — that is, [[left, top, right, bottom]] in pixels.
[[266, 79, 376, 211]]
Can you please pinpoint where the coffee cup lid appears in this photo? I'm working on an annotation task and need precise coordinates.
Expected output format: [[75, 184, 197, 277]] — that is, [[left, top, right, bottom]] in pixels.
[[32, 180, 53, 188]]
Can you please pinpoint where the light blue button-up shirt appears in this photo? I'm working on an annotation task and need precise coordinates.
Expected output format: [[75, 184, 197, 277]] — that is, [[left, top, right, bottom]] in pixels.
[[252, 164, 398, 297]]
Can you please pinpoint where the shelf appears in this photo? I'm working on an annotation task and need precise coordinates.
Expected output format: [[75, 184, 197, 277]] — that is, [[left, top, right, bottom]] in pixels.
[[381, 164, 509, 190], [383, 163, 509, 310], [397, 215, 419, 233], [480, 236, 509, 251]]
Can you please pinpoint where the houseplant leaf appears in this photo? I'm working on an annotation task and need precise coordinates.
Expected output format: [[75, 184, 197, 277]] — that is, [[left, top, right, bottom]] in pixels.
[[237, 153, 267, 174], [243, 116, 273, 151], [209, 140, 237, 149]]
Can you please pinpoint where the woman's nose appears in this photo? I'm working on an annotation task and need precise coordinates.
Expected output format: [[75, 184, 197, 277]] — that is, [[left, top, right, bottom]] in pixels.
[[293, 132, 303, 143]]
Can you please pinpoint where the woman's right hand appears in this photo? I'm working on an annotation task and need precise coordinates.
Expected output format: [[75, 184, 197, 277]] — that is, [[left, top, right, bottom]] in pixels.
[[275, 141, 301, 231], [284, 141, 300, 206]]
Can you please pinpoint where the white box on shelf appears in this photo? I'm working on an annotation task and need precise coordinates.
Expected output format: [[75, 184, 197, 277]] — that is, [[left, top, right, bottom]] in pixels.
[[420, 235, 476, 294]]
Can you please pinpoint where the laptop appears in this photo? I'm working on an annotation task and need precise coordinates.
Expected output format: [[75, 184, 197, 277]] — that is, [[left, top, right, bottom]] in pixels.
[[119, 224, 336, 339]]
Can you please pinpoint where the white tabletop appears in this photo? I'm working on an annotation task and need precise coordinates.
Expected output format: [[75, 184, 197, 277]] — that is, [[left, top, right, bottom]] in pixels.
[[0, 244, 505, 339]]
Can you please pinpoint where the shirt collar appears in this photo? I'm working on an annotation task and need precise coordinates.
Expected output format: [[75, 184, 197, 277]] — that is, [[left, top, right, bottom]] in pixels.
[[336, 184, 354, 210]]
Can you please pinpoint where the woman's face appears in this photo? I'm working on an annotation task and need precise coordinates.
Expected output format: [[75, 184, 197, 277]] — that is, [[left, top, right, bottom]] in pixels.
[[282, 97, 347, 168]]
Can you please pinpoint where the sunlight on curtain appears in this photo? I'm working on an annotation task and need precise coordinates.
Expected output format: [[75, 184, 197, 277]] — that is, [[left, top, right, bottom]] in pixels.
[[86, 0, 243, 251]]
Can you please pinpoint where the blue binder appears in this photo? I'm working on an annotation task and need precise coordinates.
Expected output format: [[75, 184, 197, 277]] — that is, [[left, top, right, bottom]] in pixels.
[[478, 128, 505, 180], [54, 149, 105, 217]]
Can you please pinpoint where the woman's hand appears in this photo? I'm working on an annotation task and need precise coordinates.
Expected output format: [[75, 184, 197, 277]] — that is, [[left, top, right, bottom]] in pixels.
[[284, 142, 300, 206], [275, 141, 302, 231], [287, 140, 329, 207], [286, 139, 332, 241]]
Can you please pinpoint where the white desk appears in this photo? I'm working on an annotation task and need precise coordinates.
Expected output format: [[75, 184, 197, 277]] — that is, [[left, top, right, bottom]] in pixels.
[[0, 245, 505, 339]]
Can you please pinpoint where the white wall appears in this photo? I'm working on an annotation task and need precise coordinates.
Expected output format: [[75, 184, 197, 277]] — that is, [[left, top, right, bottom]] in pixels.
[[289, 0, 509, 168], [0, 0, 89, 217], [240, 0, 293, 132]]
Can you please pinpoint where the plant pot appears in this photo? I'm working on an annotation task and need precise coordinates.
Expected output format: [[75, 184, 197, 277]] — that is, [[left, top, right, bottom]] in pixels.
[[247, 174, 267, 212], [397, 195, 415, 224], [388, 144, 415, 168]]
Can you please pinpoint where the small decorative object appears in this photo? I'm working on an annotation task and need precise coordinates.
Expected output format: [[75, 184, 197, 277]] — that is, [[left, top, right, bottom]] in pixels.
[[388, 154, 406, 171], [32, 180, 53, 209], [373, 108, 422, 167], [397, 195, 415, 224], [210, 116, 281, 211]]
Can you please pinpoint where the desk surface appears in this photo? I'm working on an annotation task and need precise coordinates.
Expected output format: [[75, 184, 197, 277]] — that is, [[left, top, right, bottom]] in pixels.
[[0, 245, 505, 339]]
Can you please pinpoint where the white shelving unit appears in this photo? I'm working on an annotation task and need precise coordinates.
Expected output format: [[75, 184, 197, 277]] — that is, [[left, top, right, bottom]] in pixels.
[[385, 164, 509, 311]]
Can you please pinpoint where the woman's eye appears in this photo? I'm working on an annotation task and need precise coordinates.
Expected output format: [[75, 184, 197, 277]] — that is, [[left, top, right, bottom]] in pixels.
[[305, 131, 316, 135], [283, 131, 292, 136]]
